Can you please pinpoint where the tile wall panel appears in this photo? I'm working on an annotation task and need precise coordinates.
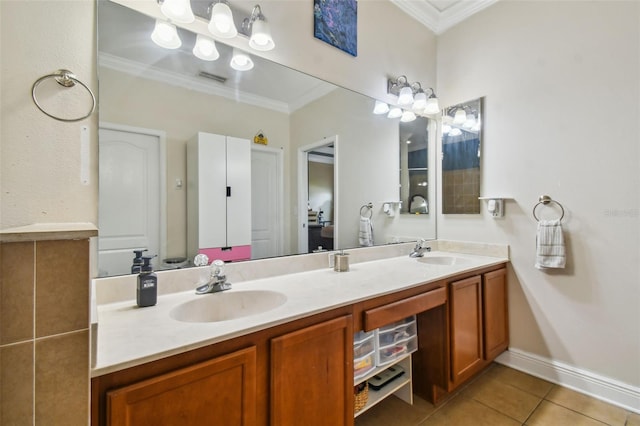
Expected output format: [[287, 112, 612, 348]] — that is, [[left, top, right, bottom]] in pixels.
[[0, 241, 35, 344]]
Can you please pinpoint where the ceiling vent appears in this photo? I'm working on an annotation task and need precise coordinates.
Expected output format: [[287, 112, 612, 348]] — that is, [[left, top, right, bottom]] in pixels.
[[197, 71, 227, 83]]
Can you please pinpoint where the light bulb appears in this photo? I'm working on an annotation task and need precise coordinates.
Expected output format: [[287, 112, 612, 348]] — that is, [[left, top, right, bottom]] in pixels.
[[442, 124, 452, 134], [230, 48, 254, 71], [449, 128, 463, 136], [151, 20, 181, 49], [208, 2, 238, 38], [423, 97, 440, 115], [453, 109, 467, 124], [160, 0, 195, 23], [397, 86, 414, 106], [412, 92, 427, 110], [373, 100, 389, 114], [249, 19, 275, 51], [387, 107, 402, 119], [401, 110, 416, 122], [193, 34, 220, 61]]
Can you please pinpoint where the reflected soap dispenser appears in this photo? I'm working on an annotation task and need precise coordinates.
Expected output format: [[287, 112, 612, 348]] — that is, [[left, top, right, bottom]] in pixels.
[[137, 256, 157, 308], [131, 249, 147, 274]]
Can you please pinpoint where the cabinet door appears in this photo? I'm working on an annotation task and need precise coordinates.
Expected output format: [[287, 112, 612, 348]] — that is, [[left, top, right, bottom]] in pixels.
[[450, 275, 484, 386], [483, 268, 509, 360], [226, 136, 252, 247], [106, 346, 256, 426], [271, 315, 353, 426]]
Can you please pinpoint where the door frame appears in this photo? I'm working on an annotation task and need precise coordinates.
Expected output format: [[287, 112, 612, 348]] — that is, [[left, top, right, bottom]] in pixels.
[[297, 135, 339, 253], [98, 122, 168, 264], [251, 144, 284, 257]]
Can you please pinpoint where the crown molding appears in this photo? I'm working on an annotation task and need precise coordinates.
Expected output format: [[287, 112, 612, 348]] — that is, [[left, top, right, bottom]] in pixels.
[[391, 0, 500, 35]]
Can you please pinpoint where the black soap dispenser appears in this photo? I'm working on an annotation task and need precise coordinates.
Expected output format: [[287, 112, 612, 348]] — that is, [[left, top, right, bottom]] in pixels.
[[136, 256, 157, 308], [131, 249, 147, 274]]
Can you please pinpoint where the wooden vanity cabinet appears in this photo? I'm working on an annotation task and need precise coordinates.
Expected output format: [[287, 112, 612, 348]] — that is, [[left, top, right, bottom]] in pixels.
[[271, 315, 353, 426], [106, 346, 257, 426], [414, 265, 508, 404]]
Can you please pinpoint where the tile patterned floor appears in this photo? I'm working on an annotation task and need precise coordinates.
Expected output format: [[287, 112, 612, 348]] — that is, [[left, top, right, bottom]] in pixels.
[[355, 363, 640, 426]]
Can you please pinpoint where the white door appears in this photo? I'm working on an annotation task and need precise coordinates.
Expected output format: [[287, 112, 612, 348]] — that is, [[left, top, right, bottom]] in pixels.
[[98, 126, 162, 277], [251, 146, 283, 259]]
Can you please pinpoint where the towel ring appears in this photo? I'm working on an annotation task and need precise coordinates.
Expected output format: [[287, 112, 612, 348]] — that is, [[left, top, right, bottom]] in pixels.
[[31, 69, 96, 122], [360, 203, 373, 218], [532, 195, 565, 222]]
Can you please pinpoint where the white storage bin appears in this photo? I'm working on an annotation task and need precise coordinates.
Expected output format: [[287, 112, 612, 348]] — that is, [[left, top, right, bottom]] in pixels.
[[375, 316, 417, 366], [354, 330, 375, 359], [354, 349, 376, 380]]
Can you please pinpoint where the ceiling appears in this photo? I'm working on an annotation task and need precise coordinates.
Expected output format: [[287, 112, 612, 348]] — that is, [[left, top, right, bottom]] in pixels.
[[392, 0, 499, 35]]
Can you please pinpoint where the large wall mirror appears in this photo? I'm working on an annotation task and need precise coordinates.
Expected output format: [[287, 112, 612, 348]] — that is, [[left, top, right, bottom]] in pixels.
[[97, 0, 436, 277], [441, 98, 482, 214]]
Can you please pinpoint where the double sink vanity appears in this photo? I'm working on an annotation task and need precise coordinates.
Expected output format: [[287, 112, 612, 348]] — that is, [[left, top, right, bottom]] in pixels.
[[91, 242, 509, 425]]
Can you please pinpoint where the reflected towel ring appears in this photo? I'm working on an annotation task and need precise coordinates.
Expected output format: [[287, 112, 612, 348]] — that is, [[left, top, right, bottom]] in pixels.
[[31, 69, 96, 122], [360, 203, 373, 218], [532, 195, 565, 222]]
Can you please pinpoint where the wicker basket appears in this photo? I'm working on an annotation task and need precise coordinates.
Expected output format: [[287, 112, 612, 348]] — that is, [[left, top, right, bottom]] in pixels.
[[354, 382, 369, 412]]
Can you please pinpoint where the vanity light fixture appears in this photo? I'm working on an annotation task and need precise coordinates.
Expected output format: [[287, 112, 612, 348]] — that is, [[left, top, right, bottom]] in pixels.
[[208, 0, 238, 38], [453, 108, 466, 124], [240, 5, 275, 51], [158, 0, 195, 24], [151, 20, 182, 49], [230, 48, 254, 71], [193, 34, 220, 61], [388, 76, 440, 115]]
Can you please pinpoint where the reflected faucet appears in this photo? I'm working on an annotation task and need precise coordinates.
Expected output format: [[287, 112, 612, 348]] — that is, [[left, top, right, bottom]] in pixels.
[[195, 259, 232, 294], [409, 239, 431, 258]]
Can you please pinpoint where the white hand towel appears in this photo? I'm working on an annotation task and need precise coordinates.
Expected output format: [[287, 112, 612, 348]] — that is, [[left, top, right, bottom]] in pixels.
[[358, 216, 373, 247], [535, 219, 566, 269]]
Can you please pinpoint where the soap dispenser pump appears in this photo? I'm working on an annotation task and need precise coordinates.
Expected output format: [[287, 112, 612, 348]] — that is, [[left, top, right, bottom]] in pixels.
[[137, 256, 157, 308], [131, 249, 148, 274]]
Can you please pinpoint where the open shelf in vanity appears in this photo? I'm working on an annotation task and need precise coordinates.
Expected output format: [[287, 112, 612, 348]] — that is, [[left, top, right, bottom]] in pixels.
[[353, 316, 418, 417], [354, 352, 415, 417]]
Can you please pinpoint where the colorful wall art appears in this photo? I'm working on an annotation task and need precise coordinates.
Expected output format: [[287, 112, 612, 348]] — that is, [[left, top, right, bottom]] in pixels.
[[313, 0, 357, 56]]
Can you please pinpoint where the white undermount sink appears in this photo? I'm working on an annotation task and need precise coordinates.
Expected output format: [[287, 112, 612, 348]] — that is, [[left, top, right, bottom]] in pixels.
[[170, 290, 287, 323], [417, 256, 471, 266]]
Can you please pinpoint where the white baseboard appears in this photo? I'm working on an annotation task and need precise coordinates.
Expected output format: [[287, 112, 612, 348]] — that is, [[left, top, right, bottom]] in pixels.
[[495, 348, 640, 414]]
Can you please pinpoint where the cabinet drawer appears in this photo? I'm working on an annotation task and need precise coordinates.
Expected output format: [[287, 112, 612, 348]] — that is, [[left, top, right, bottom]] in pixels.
[[363, 287, 446, 331]]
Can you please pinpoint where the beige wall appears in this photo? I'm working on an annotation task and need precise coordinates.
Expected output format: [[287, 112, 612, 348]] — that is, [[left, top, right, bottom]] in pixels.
[[99, 67, 291, 257], [437, 0, 640, 391], [1, 0, 98, 228]]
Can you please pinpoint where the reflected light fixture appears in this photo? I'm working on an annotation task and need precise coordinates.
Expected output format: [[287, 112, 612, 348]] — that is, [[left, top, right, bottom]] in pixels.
[[158, 0, 195, 23], [230, 48, 254, 71], [240, 5, 275, 51], [208, 1, 238, 38], [151, 20, 182, 49], [193, 34, 220, 61], [373, 100, 390, 114], [453, 108, 467, 124], [387, 107, 402, 119], [401, 110, 417, 122]]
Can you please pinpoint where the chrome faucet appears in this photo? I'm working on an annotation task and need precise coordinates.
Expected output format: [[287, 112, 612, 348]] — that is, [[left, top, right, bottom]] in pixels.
[[195, 259, 231, 294], [409, 239, 431, 258]]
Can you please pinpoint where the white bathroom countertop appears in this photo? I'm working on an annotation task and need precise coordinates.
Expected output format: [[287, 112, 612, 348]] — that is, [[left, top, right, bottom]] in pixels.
[[92, 250, 508, 377]]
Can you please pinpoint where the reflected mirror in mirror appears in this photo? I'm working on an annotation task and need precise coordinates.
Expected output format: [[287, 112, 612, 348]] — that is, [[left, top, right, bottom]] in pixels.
[[96, 0, 436, 277], [399, 117, 429, 215], [441, 98, 482, 214]]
